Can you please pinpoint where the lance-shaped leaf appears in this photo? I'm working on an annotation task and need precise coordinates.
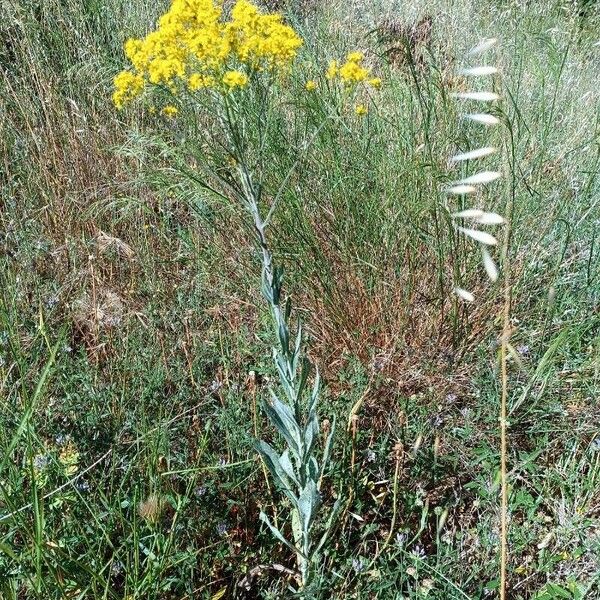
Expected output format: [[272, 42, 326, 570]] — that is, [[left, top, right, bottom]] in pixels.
[[291, 323, 303, 377], [303, 412, 319, 463], [297, 479, 321, 534], [295, 357, 311, 404], [463, 113, 500, 125], [274, 351, 296, 404], [457, 226, 498, 245], [468, 37, 498, 56], [309, 369, 321, 415], [459, 66, 498, 76], [264, 391, 301, 456], [307, 455, 319, 484], [314, 496, 343, 555], [255, 440, 298, 504], [452, 92, 500, 102], [449, 147, 496, 163], [278, 319, 290, 356], [482, 247, 499, 282], [319, 416, 336, 485], [259, 511, 307, 559], [455, 171, 501, 185], [279, 449, 299, 486], [454, 287, 475, 302]]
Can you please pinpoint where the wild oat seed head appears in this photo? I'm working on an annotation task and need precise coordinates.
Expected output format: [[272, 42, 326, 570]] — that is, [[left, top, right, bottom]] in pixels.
[[454, 287, 475, 302], [457, 227, 498, 246], [476, 211, 505, 225], [452, 208, 485, 219], [138, 494, 163, 523], [467, 38, 498, 56], [481, 247, 499, 282], [464, 113, 500, 125], [452, 91, 500, 102], [446, 184, 477, 195], [459, 66, 499, 76], [449, 147, 497, 163], [455, 171, 501, 185]]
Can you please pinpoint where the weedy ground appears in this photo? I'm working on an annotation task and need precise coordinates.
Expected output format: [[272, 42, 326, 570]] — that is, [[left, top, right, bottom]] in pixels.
[[1, 0, 599, 598]]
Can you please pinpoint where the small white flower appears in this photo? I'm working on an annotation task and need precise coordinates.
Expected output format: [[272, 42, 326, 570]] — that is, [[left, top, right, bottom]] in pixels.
[[446, 184, 476, 195]]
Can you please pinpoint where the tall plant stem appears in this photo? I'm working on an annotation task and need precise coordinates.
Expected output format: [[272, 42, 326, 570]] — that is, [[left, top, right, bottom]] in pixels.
[[499, 127, 515, 600], [499, 256, 510, 600]]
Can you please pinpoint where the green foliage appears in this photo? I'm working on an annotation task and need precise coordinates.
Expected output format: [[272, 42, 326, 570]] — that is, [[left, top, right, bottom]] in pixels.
[[1, 0, 599, 598]]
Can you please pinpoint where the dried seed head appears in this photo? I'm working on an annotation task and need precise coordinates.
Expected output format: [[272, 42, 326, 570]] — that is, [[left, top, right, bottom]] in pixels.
[[138, 494, 163, 523], [476, 211, 505, 225], [446, 184, 477, 195], [351, 414, 359, 437], [468, 38, 498, 56], [454, 287, 475, 302], [452, 91, 500, 102], [459, 66, 499, 76], [393, 440, 404, 460], [463, 113, 500, 125], [438, 507, 449, 531], [482, 247, 499, 282], [455, 171, 501, 185], [457, 226, 498, 246], [449, 147, 497, 163], [412, 434, 423, 455], [452, 208, 485, 219]]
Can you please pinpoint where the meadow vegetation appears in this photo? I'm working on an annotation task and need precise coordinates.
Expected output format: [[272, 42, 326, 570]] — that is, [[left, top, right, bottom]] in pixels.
[[0, 0, 599, 597]]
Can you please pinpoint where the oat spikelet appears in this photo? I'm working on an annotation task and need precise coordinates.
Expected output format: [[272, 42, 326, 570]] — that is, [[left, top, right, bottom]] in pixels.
[[463, 113, 500, 125], [467, 37, 498, 56], [449, 147, 497, 163]]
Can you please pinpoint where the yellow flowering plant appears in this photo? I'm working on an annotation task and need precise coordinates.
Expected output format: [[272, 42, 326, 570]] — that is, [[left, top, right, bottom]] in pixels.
[[323, 50, 380, 117], [112, 0, 372, 592], [113, 0, 302, 108]]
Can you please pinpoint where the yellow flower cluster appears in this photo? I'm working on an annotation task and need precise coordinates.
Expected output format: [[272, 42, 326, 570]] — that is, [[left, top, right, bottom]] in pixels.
[[113, 0, 303, 108], [326, 51, 381, 89], [354, 104, 368, 116]]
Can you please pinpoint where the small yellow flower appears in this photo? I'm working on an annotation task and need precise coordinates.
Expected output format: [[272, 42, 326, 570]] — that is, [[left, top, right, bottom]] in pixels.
[[222, 70, 249, 89], [368, 77, 382, 89], [326, 60, 338, 79], [188, 73, 214, 91], [339, 59, 369, 83], [161, 105, 178, 117], [346, 51, 364, 62], [113, 70, 144, 109], [115, 0, 303, 102], [305, 79, 317, 91], [355, 103, 368, 116]]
